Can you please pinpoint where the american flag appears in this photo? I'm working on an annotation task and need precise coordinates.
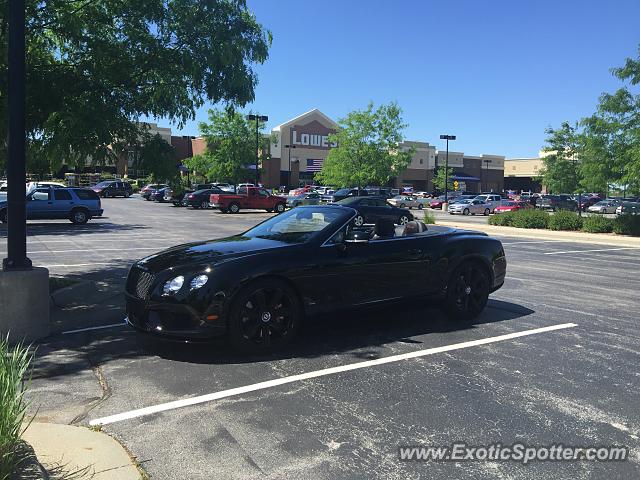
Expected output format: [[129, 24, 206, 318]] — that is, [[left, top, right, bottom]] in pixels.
[[306, 159, 324, 172]]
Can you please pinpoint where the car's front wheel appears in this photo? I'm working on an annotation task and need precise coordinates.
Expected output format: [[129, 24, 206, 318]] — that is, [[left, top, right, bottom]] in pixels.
[[200, 200, 209, 209], [228, 279, 302, 354], [69, 208, 90, 225], [484, 208, 491, 216], [444, 261, 490, 323], [418, 203, 424, 210], [354, 214, 365, 226], [274, 203, 286, 213], [229, 203, 240, 214], [398, 214, 410, 225], [463, 208, 470, 215]]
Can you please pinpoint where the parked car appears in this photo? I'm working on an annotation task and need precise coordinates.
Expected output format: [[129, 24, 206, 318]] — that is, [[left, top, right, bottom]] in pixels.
[[141, 184, 168, 200], [387, 195, 422, 210], [336, 196, 414, 226], [26, 181, 67, 190], [616, 201, 640, 215], [184, 188, 224, 209], [124, 205, 506, 353], [494, 201, 530, 214], [322, 188, 368, 203], [573, 194, 602, 211], [287, 192, 322, 208], [210, 186, 287, 213], [210, 183, 234, 193], [474, 194, 503, 212], [91, 180, 133, 198], [448, 199, 492, 216], [429, 196, 447, 209], [536, 194, 578, 212], [587, 200, 620, 214], [0, 186, 103, 224], [150, 187, 172, 202]]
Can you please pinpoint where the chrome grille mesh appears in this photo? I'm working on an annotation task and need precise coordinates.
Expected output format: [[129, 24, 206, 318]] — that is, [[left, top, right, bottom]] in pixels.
[[127, 267, 155, 299]]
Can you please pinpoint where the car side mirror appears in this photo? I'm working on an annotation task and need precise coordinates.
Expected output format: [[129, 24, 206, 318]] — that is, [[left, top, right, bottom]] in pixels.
[[344, 230, 372, 243]]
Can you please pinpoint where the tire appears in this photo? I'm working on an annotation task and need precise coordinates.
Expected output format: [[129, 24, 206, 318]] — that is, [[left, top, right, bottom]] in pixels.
[[219, 207, 228, 213], [266, 209, 273, 213], [354, 214, 365, 227], [484, 208, 490, 216], [200, 200, 209, 210], [398, 215, 410, 225], [274, 203, 285, 213], [69, 208, 89, 225], [463, 208, 470, 216], [125, 191, 131, 198], [228, 279, 302, 354], [0, 209, 7, 223], [229, 203, 240, 214], [400, 203, 406, 209], [418, 203, 424, 210], [444, 261, 491, 323]]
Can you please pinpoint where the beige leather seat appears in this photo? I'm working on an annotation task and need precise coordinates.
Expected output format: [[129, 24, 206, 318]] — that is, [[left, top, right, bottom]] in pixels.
[[402, 221, 428, 236]]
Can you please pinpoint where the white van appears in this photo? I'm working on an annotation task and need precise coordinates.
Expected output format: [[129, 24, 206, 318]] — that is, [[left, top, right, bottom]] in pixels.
[[474, 194, 503, 213]]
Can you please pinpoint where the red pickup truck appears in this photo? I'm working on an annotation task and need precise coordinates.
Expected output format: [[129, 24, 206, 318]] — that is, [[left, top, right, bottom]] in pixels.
[[210, 187, 287, 214]]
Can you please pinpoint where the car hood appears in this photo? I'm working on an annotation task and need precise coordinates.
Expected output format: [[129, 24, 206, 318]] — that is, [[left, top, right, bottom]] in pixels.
[[135, 235, 293, 273]]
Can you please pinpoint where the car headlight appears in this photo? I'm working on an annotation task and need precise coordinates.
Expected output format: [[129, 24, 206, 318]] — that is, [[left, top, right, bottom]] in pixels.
[[190, 274, 208, 290], [162, 275, 184, 295]]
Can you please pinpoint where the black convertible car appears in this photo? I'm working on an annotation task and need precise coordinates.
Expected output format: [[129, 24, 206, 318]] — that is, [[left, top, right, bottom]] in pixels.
[[125, 205, 506, 353], [336, 196, 413, 226]]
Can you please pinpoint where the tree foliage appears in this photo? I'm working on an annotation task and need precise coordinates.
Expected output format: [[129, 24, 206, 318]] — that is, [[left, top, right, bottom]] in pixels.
[[185, 109, 266, 185], [0, 0, 271, 173], [539, 122, 580, 194], [432, 167, 454, 192], [315, 102, 413, 188]]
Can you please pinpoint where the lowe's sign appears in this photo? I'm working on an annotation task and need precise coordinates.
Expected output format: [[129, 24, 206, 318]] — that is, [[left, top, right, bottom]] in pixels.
[[291, 130, 337, 149]]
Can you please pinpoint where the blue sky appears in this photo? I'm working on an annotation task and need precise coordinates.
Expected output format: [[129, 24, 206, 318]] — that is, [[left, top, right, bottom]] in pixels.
[[155, 0, 640, 158]]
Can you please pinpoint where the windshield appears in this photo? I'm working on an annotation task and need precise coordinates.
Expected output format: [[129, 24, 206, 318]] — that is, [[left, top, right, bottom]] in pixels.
[[333, 189, 349, 196], [244, 207, 351, 244], [95, 181, 113, 188]]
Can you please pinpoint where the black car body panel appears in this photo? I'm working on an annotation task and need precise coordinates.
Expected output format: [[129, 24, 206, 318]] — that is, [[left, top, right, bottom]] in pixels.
[[336, 196, 414, 224], [536, 194, 578, 211], [125, 205, 506, 340], [185, 188, 223, 208]]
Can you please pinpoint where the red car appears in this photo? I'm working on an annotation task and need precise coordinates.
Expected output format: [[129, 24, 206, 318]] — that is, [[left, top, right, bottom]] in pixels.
[[210, 186, 287, 214], [430, 197, 446, 209], [494, 201, 530, 213]]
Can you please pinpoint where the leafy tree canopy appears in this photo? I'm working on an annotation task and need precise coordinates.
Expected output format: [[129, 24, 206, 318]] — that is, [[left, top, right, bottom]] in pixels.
[[315, 102, 414, 188], [432, 167, 455, 193], [540, 122, 581, 194], [0, 0, 271, 173]]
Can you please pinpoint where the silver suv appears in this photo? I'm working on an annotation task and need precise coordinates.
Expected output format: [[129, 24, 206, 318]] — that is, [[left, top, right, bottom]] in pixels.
[[474, 194, 502, 213]]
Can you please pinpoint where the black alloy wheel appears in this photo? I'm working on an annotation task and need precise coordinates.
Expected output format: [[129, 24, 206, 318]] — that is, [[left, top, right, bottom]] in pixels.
[[444, 262, 490, 322], [398, 214, 410, 225], [228, 280, 302, 353], [200, 200, 209, 209]]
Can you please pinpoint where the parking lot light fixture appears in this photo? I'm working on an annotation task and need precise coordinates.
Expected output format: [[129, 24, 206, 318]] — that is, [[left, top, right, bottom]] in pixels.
[[284, 144, 296, 188], [439, 135, 456, 206], [247, 114, 268, 185]]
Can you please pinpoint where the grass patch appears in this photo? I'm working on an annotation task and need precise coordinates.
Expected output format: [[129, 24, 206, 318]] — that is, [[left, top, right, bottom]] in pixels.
[[422, 210, 436, 225], [547, 210, 583, 231], [582, 215, 614, 233], [48, 276, 78, 294], [0, 336, 33, 480]]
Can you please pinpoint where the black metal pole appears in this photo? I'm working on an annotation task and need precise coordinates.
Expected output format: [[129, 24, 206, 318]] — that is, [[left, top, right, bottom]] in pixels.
[[3, 0, 31, 271], [254, 116, 259, 185], [444, 139, 449, 203]]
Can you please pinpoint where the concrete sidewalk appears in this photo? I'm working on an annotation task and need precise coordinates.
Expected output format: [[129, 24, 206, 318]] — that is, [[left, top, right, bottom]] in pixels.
[[21, 422, 142, 479], [437, 220, 640, 247]]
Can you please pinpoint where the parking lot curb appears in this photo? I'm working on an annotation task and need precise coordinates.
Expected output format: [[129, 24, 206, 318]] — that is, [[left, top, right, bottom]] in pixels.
[[50, 279, 96, 308], [437, 221, 640, 247], [20, 422, 143, 479]]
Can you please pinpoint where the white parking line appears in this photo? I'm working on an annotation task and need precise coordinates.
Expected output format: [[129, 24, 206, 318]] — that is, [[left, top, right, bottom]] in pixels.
[[62, 322, 127, 335], [501, 240, 562, 245], [89, 323, 577, 426], [544, 247, 640, 255], [40, 262, 120, 268]]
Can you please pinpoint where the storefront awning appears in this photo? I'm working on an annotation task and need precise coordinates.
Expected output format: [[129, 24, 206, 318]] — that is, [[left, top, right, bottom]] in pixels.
[[451, 174, 480, 182]]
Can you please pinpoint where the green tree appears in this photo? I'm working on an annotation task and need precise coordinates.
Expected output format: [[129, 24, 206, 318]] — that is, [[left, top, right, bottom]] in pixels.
[[432, 167, 454, 192], [315, 102, 413, 188], [187, 109, 266, 185], [539, 122, 581, 193], [0, 0, 271, 173], [136, 134, 178, 182]]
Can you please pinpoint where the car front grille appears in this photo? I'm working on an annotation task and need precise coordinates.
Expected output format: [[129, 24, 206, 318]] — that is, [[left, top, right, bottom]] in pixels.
[[127, 267, 156, 300]]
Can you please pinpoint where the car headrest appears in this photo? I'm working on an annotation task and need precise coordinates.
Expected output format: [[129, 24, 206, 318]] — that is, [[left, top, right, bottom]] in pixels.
[[374, 218, 396, 238], [402, 221, 427, 236]]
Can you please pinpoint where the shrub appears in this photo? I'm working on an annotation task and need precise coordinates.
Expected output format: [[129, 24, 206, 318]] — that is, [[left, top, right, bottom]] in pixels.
[[582, 215, 614, 233], [0, 337, 33, 480], [489, 212, 514, 226], [423, 210, 436, 225], [548, 210, 583, 231], [613, 214, 640, 236], [509, 208, 549, 229]]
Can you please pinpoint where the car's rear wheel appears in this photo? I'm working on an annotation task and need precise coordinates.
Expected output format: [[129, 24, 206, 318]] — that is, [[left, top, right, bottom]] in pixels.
[[354, 214, 365, 226], [0, 209, 7, 223], [398, 214, 410, 225], [69, 208, 89, 225], [200, 200, 209, 209], [484, 208, 490, 216], [444, 261, 490, 323], [400, 203, 406, 209], [275, 203, 285, 213], [125, 191, 131, 198], [418, 203, 424, 210], [463, 208, 470, 215], [228, 279, 302, 354], [229, 203, 240, 214]]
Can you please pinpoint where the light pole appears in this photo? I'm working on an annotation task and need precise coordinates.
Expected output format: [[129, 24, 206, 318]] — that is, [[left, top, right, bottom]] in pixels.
[[483, 159, 492, 192], [439, 134, 456, 206], [247, 114, 268, 186], [284, 144, 296, 189], [3, 0, 30, 270]]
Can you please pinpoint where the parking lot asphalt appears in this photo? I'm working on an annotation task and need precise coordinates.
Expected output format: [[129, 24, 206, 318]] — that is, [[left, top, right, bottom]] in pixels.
[[3, 197, 639, 479]]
